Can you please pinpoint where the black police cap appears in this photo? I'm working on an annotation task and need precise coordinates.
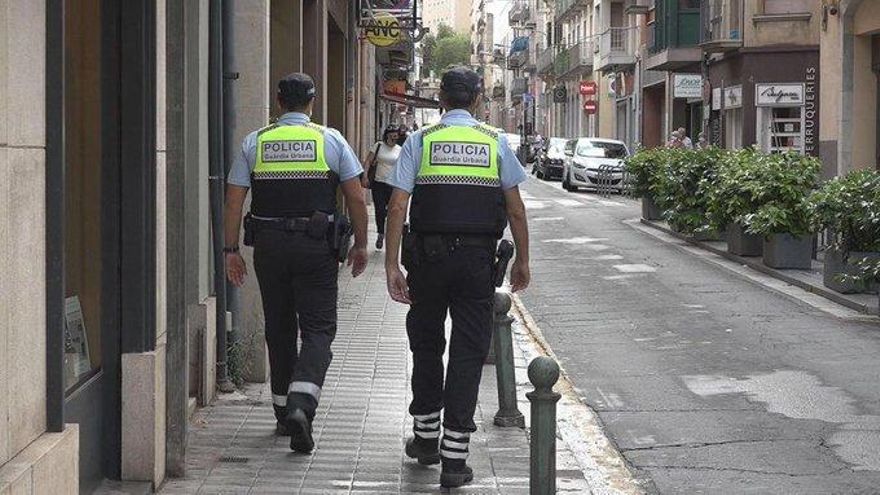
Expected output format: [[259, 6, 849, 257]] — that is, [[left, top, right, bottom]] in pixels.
[[278, 72, 317, 101], [440, 66, 482, 95]]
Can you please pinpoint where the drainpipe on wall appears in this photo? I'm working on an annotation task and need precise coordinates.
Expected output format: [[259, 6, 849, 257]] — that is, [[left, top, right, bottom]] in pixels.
[[209, 0, 231, 391]]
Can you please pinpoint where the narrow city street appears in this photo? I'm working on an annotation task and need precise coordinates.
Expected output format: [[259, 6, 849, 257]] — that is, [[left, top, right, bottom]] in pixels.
[[517, 176, 880, 494]]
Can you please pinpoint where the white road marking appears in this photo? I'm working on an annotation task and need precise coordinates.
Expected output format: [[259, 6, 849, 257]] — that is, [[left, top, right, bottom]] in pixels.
[[542, 237, 609, 244], [585, 244, 611, 251], [532, 216, 564, 222], [602, 274, 641, 280], [613, 264, 657, 273], [524, 200, 549, 209], [555, 198, 585, 207], [593, 254, 624, 260]]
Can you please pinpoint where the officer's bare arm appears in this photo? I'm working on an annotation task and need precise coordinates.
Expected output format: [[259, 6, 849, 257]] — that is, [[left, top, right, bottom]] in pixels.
[[225, 185, 249, 248], [504, 186, 530, 292], [339, 178, 368, 249], [384, 189, 411, 268]]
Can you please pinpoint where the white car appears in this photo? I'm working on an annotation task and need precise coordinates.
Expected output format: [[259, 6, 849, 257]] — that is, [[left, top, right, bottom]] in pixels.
[[561, 138, 630, 192]]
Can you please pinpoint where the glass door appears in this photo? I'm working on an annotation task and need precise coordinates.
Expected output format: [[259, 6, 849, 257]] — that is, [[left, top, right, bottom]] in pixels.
[[758, 106, 804, 154]]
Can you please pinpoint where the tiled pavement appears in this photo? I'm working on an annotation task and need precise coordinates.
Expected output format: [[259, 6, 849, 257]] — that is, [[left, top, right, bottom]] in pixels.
[[158, 250, 592, 494]]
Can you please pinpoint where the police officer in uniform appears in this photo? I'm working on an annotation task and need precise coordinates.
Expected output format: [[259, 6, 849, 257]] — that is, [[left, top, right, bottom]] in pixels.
[[224, 73, 369, 453], [384, 66, 531, 487]]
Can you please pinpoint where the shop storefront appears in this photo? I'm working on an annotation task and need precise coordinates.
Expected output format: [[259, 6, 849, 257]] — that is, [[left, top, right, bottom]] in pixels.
[[706, 49, 819, 155]]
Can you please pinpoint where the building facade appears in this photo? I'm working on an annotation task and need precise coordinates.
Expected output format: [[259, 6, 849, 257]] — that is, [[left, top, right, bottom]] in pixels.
[[0, 1, 376, 493], [423, 0, 472, 33]]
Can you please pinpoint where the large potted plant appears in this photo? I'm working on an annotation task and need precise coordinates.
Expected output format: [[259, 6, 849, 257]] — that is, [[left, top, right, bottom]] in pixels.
[[809, 169, 880, 294], [653, 147, 724, 239], [738, 152, 820, 269], [625, 147, 664, 220], [705, 148, 764, 256]]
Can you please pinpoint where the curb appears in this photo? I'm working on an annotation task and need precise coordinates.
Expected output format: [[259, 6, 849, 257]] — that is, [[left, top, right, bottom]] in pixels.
[[508, 292, 648, 495], [638, 219, 879, 317]]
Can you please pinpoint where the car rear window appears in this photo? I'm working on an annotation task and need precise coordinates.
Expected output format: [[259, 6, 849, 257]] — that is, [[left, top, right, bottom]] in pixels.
[[577, 140, 628, 159]]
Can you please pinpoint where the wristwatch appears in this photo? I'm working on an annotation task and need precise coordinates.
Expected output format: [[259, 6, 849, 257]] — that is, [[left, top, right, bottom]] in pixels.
[[223, 246, 239, 254]]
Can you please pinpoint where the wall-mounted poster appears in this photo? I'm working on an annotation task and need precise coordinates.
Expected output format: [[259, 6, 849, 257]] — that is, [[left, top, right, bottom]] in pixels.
[[64, 296, 92, 388]]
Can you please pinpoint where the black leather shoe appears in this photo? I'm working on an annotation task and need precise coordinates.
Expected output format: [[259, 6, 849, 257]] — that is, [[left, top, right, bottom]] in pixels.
[[440, 464, 474, 488], [286, 408, 314, 453], [404, 437, 440, 465]]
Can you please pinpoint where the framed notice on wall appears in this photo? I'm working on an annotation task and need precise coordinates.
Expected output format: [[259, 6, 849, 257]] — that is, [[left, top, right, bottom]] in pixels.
[[64, 296, 92, 388]]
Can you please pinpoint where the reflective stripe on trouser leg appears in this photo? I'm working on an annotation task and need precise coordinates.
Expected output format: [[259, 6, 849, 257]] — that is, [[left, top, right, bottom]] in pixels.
[[441, 429, 470, 460], [413, 411, 441, 439], [272, 394, 288, 407], [289, 381, 322, 402]]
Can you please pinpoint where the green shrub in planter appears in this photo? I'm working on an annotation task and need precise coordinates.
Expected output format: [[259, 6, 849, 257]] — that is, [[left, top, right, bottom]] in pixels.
[[625, 147, 667, 220], [809, 169, 880, 292], [653, 147, 725, 235], [705, 148, 766, 255], [738, 151, 820, 238]]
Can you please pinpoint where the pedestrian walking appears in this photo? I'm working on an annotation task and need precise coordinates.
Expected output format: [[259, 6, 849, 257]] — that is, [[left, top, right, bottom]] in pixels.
[[224, 72, 369, 454], [362, 125, 402, 249], [667, 130, 684, 148], [383, 66, 531, 488], [696, 131, 708, 150]]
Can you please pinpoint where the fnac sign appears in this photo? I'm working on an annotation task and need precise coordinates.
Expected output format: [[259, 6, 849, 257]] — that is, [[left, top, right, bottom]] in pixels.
[[365, 14, 402, 47]]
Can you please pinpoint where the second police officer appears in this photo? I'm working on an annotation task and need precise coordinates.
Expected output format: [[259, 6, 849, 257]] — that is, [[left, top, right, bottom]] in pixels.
[[224, 73, 369, 454], [384, 66, 531, 488]]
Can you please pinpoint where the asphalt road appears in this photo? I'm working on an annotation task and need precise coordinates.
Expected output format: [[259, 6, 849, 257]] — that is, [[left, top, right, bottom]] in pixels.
[[516, 175, 880, 494]]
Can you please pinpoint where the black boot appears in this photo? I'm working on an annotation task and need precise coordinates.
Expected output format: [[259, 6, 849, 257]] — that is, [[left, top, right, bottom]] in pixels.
[[285, 408, 314, 453], [275, 421, 292, 436], [405, 437, 440, 465], [440, 461, 474, 488]]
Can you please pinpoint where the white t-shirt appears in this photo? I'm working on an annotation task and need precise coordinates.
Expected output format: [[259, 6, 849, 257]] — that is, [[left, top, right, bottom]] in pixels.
[[373, 142, 401, 184]]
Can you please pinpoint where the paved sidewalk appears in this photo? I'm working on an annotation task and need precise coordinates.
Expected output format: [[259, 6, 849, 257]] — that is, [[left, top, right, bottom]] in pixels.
[[159, 250, 592, 494]]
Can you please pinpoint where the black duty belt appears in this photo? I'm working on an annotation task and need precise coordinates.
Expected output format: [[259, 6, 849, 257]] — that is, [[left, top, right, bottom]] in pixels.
[[418, 233, 497, 251], [250, 215, 334, 232]]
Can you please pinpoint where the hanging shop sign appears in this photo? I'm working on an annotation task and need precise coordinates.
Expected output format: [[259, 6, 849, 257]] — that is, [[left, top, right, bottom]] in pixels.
[[579, 80, 597, 96], [365, 13, 404, 47], [553, 85, 567, 103], [360, 0, 415, 27], [712, 85, 742, 110], [673, 74, 702, 99], [583, 99, 597, 114], [755, 83, 805, 107]]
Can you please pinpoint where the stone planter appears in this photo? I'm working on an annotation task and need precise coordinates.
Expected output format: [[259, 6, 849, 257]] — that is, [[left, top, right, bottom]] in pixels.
[[823, 249, 880, 294], [641, 194, 663, 221], [728, 223, 763, 257], [763, 233, 813, 270]]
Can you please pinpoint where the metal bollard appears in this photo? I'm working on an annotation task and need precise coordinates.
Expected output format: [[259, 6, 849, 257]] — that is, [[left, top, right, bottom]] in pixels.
[[527, 356, 561, 495], [492, 292, 525, 427]]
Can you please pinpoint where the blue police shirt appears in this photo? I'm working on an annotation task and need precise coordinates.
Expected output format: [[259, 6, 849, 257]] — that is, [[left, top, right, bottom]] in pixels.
[[227, 112, 363, 188], [387, 110, 528, 193]]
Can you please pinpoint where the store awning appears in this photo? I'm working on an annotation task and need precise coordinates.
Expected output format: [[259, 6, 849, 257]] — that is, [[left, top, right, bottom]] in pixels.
[[380, 92, 441, 109]]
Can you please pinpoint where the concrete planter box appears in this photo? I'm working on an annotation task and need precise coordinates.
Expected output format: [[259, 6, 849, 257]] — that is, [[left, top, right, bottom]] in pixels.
[[823, 249, 880, 294], [762, 233, 813, 269], [728, 223, 763, 257], [641, 195, 663, 221]]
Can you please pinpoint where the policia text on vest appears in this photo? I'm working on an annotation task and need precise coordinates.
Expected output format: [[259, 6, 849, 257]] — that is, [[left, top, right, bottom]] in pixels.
[[383, 66, 531, 489], [223, 72, 368, 455]]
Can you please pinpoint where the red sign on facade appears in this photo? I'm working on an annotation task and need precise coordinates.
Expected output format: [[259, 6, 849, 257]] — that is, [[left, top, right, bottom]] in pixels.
[[579, 81, 597, 96], [583, 99, 597, 114]]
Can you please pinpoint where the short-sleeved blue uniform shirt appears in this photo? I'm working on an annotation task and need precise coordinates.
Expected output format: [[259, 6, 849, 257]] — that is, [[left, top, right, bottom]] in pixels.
[[227, 112, 363, 188], [387, 110, 528, 193]]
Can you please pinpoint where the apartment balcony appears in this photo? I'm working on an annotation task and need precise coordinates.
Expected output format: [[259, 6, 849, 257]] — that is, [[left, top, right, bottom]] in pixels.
[[555, 0, 588, 23], [644, 0, 701, 70], [508, 48, 529, 69], [510, 77, 529, 103], [555, 41, 594, 80], [595, 27, 637, 72], [700, 0, 743, 52], [536, 46, 556, 76], [509, 1, 530, 25]]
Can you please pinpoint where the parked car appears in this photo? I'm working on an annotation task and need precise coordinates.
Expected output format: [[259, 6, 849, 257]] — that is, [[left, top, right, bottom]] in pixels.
[[561, 138, 630, 192], [533, 137, 568, 180]]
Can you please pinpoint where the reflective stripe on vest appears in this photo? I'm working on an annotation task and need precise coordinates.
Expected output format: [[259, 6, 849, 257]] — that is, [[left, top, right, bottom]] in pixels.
[[254, 123, 329, 179], [418, 123, 501, 187]]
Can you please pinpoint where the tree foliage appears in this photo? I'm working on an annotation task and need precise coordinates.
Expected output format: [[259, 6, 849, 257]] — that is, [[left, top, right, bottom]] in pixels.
[[419, 23, 471, 78]]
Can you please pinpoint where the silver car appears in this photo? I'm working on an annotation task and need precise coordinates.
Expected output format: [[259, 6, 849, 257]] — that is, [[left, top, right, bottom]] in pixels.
[[561, 138, 630, 192]]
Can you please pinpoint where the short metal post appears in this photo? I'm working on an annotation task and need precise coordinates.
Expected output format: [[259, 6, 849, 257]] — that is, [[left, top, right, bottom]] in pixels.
[[492, 292, 525, 427], [527, 356, 561, 495]]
